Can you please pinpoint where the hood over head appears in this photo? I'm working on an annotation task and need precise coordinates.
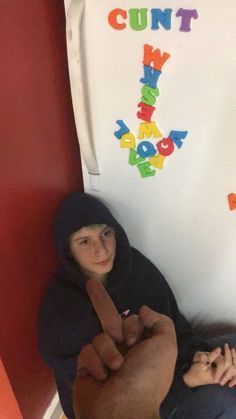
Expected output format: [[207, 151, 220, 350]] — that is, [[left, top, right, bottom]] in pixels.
[[54, 192, 133, 292]]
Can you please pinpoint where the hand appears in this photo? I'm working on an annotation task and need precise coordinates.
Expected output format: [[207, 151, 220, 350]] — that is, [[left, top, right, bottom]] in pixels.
[[191, 344, 236, 388], [214, 344, 236, 387], [77, 278, 145, 380], [183, 347, 222, 388], [73, 279, 177, 419]]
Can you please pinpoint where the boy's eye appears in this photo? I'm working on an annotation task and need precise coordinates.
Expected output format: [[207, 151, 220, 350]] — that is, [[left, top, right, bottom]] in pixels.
[[79, 239, 88, 246], [103, 228, 114, 237]]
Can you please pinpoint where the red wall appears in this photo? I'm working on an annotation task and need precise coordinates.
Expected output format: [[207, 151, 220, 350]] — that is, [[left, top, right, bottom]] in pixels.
[[0, 1, 83, 418]]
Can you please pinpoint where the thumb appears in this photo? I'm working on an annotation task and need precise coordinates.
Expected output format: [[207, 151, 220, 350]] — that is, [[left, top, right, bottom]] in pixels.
[[139, 306, 176, 339], [207, 347, 221, 365]]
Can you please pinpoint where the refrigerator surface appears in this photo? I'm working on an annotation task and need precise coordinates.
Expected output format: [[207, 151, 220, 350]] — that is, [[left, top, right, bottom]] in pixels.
[[64, 0, 236, 330]]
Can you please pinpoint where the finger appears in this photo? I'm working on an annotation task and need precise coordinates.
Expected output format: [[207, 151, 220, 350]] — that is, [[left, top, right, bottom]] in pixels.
[[139, 306, 176, 344], [123, 314, 144, 347], [193, 351, 209, 364], [77, 344, 108, 380], [214, 344, 232, 383], [231, 348, 236, 366], [224, 343, 232, 368], [220, 367, 234, 386], [86, 279, 123, 342], [200, 353, 210, 364], [193, 351, 202, 363], [207, 347, 221, 364], [92, 333, 124, 371], [214, 351, 231, 383]]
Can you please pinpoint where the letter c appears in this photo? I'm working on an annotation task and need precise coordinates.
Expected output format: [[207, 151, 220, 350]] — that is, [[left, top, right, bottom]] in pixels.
[[108, 9, 127, 30], [157, 137, 174, 156]]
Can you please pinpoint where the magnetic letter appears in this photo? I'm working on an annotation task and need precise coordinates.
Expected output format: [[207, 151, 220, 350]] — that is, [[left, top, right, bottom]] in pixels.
[[157, 137, 174, 156], [228, 193, 236, 211], [138, 122, 162, 139], [137, 141, 157, 158], [138, 162, 156, 178], [143, 44, 171, 71], [129, 149, 145, 166], [141, 85, 159, 106], [108, 9, 127, 30], [169, 131, 188, 148], [140, 65, 162, 89], [176, 9, 198, 32], [120, 133, 136, 148], [114, 120, 130, 139], [137, 102, 156, 122], [149, 154, 166, 169], [151, 9, 173, 30], [129, 9, 148, 31]]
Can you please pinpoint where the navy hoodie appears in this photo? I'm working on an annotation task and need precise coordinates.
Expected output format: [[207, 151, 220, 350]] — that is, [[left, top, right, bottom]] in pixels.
[[39, 192, 209, 418]]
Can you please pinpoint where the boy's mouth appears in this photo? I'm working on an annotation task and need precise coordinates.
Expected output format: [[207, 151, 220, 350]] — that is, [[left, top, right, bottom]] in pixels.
[[95, 258, 111, 266]]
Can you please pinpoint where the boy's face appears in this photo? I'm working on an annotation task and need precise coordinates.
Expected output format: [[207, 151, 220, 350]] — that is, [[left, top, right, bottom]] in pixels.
[[69, 224, 116, 282]]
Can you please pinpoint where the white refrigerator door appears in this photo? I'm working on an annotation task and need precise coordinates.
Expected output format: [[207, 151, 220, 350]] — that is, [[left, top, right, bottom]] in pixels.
[[64, 0, 236, 331]]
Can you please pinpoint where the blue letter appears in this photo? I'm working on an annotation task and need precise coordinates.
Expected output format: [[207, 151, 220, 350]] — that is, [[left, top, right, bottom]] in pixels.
[[114, 120, 130, 139], [140, 65, 162, 89], [151, 9, 172, 30], [169, 131, 188, 148], [137, 141, 157, 158]]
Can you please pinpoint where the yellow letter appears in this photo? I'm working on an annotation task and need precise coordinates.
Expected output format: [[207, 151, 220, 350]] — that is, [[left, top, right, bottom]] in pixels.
[[120, 132, 136, 148], [149, 154, 165, 169], [138, 122, 162, 140]]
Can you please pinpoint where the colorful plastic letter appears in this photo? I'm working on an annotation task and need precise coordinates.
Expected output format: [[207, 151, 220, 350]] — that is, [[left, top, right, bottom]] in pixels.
[[149, 154, 166, 169], [176, 8, 198, 32], [129, 148, 145, 166], [140, 65, 162, 89], [141, 85, 159, 106], [143, 44, 171, 71], [137, 141, 157, 158], [138, 162, 156, 178], [138, 122, 162, 139], [137, 102, 156, 122], [114, 120, 130, 139], [108, 9, 127, 30], [151, 9, 173, 30], [157, 137, 174, 156], [120, 133, 136, 148], [228, 193, 236, 211], [169, 130, 188, 148], [129, 8, 148, 31]]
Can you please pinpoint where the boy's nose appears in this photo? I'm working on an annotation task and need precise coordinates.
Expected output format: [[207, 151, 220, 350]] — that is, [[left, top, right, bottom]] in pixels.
[[93, 240, 107, 255]]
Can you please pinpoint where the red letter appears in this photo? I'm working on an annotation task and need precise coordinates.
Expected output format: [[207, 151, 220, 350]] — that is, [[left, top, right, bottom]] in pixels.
[[137, 102, 156, 122], [157, 137, 174, 156], [108, 9, 127, 30]]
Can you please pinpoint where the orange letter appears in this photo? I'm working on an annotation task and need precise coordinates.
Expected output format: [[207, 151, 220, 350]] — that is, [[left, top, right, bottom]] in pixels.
[[108, 9, 127, 30], [143, 44, 170, 71]]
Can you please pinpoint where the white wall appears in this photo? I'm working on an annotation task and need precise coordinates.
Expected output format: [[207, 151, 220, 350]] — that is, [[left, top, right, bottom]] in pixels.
[[66, 0, 236, 331]]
